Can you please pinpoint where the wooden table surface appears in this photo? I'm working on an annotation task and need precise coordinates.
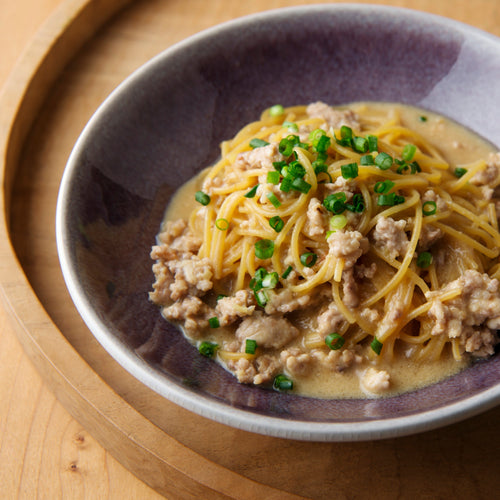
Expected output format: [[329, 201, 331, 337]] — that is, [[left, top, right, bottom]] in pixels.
[[1, 1, 500, 499]]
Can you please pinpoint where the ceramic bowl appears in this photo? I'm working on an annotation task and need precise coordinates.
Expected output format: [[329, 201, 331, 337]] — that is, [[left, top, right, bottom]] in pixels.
[[56, 4, 500, 441]]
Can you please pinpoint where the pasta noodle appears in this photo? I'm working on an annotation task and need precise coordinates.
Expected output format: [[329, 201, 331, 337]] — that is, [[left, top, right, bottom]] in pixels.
[[150, 102, 500, 398]]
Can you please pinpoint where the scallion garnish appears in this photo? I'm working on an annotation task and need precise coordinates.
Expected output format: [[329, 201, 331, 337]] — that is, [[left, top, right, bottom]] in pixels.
[[208, 317, 220, 328], [314, 134, 331, 153], [367, 135, 378, 152], [360, 154, 375, 165], [402, 144, 417, 162], [325, 332, 345, 350], [255, 239, 274, 259], [374, 180, 395, 194], [454, 167, 467, 178], [291, 177, 312, 194], [273, 374, 293, 391], [199, 341, 218, 357], [215, 218, 229, 231], [281, 265, 293, 279], [287, 160, 306, 178], [267, 170, 281, 185], [283, 120, 299, 132], [266, 192, 281, 207], [273, 160, 287, 172], [269, 215, 284, 232], [255, 289, 269, 307], [330, 214, 348, 230], [422, 200, 437, 216], [377, 193, 405, 206], [245, 338, 258, 354], [352, 136, 368, 154], [370, 338, 383, 355], [244, 185, 259, 198], [269, 104, 284, 116], [341, 162, 358, 179], [195, 190, 211, 206], [416, 251, 433, 268], [300, 252, 318, 267], [323, 192, 347, 214], [419, 115, 428, 122], [374, 152, 393, 170], [262, 271, 279, 289], [249, 138, 270, 149]]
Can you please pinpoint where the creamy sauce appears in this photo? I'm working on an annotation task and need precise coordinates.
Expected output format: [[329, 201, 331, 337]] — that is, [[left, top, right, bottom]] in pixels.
[[160, 102, 495, 398]]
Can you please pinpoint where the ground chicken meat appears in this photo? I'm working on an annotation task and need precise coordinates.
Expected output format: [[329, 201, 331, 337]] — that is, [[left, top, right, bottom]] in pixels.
[[235, 312, 299, 350], [304, 197, 328, 237], [470, 152, 500, 186], [317, 302, 345, 337], [311, 348, 361, 372], [215, 290, 255, 326], [264, 288, 311, 315], [280, 348, 315, 377], [227, 354, 282, 385], [306, 101, 360, 131], [164, 257, 213, 301], [162, 296, 212, 338], [426, 270, 500, 356], [361, 367, 391, 395], [372, 217, 409, 259], [418, 223, 443, 251], [235, 142, 282, 173], [327, 230, 368, 267]]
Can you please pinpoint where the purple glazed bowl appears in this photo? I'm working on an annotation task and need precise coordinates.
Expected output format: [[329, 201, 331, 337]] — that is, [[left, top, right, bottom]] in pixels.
[[56, 4, 500, 441]]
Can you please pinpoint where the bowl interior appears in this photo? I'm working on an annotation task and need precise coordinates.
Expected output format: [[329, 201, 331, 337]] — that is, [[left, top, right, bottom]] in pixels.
[[56, 4, 500, 440]]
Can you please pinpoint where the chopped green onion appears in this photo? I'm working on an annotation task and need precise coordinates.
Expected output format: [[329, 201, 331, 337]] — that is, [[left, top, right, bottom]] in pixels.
[[215, 218, 229, 230], [402, 144, 417, 162], [367, 135, 378, 152], [267, 170, 281, 185], [374, 152, 393, 170], [323, 192, 347, 214], [410, 161, 421, 174], [249, 138, 270, 149], [216, 294, 227, 301], [280, 177, 293, 193], [245, 338, 258, 354], [269, 215, 284, 232], [255, 239, 274, 259], [346, 193, 365, 213], [281, 265, 293, 279], [300, 252, 317, 267], [244, 185, 259, 198], [262, 271, 279, 289], [273, 160, 287, 172], [269, 104, 284, 116], [273, 374, 293, 391], [325, 332, 345, 350], [377, 193, 405, 206], [291, 177, 312, 194], [454, 167, 467, 178], [195, 190, 210, 206], [199, 341, 218, 357], [314, 134, 331, 153], [360, 154, 375, 166], [374, 180, 395, 194], [266, 192, 281, 207], [278, 135, 300, 156], [370, 338, 383, 355], [340, 125, 353, 140], [208, 317, 220, 328], [287, 161, 306, 178], [419, 115, 428, 122], [330, 214, 348, 230], [422, 200, 437, 215], [254, 289, 269, 307], [352, 136, 368, 154], [417, 251, 433, 268], [283, 121, 299, 132], [341, 162, 358, 179]]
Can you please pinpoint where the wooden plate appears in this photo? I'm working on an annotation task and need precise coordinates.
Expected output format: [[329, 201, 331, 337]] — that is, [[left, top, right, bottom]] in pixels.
[[1, 0, 500, 498]]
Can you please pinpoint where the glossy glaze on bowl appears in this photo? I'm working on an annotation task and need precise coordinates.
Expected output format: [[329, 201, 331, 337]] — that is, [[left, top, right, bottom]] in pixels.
[[56, 4, 500, 441]]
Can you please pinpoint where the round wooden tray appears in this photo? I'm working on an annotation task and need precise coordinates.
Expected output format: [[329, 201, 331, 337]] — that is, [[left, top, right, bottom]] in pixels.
[[2, 0, 500, 498]]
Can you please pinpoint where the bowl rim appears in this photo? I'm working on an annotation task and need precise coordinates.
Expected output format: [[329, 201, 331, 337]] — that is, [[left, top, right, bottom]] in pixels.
[[56, 3, 500, 441]]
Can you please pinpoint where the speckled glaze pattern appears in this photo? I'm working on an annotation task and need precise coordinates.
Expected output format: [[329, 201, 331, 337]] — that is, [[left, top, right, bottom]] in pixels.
[[56, 4, 500, 441]]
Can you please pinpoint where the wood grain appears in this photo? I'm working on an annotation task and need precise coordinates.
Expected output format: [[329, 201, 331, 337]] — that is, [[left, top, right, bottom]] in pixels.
[[1, 0, 500, 499]]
